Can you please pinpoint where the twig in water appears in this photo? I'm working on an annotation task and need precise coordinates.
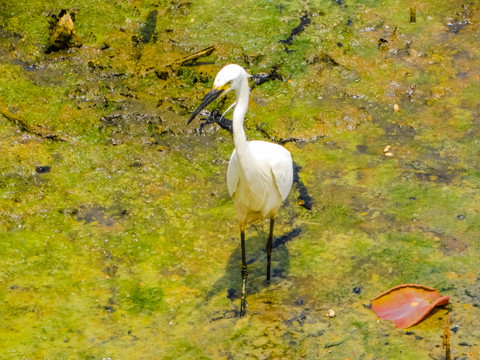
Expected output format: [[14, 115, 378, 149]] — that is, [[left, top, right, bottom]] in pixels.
[[0, 102, 76, 144], [443, 313, 451, 360]]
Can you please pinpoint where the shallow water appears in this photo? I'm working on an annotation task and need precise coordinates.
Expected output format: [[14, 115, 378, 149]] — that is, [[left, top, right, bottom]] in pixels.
[[1, 0, 479, 359]]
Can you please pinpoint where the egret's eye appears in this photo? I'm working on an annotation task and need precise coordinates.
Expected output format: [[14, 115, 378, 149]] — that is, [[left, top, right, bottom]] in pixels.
[[227, 80, 233, 85]]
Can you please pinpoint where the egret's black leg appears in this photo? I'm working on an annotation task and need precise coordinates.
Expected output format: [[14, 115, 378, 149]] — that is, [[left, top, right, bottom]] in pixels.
[[266, 217, 274, 281], [240, 229, 248, 317]]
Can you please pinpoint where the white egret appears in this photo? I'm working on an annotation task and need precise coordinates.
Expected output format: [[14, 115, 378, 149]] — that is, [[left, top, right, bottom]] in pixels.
[[187, 64, 293, 316]]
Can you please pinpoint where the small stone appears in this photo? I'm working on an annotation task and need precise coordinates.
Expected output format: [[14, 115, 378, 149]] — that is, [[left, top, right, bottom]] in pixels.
[[394, 104, 400, 112], [325, 309, 335, 317], [383, 145, 394, 157]]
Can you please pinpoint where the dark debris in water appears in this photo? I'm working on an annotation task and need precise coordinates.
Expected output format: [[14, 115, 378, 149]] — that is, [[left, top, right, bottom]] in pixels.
[[35, 166, 51, 174], [250, 67, 283, 90], [104, 305, 116, 313], [197, 109, 233, 135], [378, 38, 389, 49], [332, 0, 347, 7], [325, 340, 345, 348], [139, 10, 158, 43], [279, 13, 311, 47]]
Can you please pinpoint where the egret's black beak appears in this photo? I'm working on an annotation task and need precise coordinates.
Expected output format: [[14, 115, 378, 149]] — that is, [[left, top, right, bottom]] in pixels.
[[187, 88, 225, 125]]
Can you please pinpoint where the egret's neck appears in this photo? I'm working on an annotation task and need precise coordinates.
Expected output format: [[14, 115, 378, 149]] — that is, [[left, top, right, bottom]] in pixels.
[[232, 77, 250, 151]]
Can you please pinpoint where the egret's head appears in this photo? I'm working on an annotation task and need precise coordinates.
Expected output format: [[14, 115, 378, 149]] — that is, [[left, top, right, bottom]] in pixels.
[[187, 64, 249, 125], [213, 64, 247, 92]]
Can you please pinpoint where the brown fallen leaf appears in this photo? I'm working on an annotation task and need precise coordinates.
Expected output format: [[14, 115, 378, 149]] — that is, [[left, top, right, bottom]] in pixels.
[[47, 10, 82, 53]]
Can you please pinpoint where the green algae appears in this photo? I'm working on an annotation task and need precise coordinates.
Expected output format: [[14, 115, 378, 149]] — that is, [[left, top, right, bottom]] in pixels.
[[1, 0, 480, 359]]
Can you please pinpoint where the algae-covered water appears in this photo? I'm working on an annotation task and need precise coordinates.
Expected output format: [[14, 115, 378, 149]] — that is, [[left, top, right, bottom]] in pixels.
[[1, 0, 479, 359]]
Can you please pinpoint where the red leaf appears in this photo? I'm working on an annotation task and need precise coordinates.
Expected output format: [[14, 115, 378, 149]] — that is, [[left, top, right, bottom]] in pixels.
[[372, 284, 449, 329]]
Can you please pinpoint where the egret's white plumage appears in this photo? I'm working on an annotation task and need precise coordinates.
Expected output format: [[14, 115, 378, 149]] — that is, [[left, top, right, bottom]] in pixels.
[[188, 64, 293, 316], [227, 140, 293, 225]]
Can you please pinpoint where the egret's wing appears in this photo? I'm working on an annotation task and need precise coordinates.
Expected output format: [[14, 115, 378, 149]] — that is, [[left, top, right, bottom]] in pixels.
[[226, 151, 240, 197], [270, 151, 294, 201]]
